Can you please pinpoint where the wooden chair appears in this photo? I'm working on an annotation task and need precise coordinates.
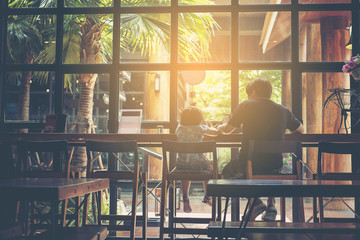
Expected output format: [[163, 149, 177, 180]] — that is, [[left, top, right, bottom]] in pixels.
[[0, 143, 25, 240], [17, 140, 71, 179], [314, 141, 360, 223], [160, 140, 218, 240], [0, 143, 15, 179], [247, 140, 305, 222], [16, 140, 72, 233], [85, 140, 147, 240]]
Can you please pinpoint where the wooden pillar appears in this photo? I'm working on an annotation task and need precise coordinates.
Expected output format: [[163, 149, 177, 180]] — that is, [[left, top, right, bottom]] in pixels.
[[305, 24, 323, 176], [320, 16, 351, 174], [146, 45, 170, 180]]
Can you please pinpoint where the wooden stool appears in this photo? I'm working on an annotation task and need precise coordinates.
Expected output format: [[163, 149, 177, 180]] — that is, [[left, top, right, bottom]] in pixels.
[[159, 140, 218, 240], [16, 140, 71, 233]]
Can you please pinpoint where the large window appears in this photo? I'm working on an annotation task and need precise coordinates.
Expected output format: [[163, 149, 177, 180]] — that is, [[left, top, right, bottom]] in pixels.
[[1, 0, 358, 134]]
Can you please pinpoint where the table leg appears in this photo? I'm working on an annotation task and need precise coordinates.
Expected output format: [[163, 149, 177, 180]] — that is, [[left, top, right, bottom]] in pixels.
[[236, 197, 257, 240], [51, 200, 57, 240], [219, 197, 230, 240], [97, 191, 101, 225]]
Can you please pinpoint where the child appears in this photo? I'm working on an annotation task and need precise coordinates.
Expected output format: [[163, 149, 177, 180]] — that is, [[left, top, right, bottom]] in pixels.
[[176, 106, 218, 213]]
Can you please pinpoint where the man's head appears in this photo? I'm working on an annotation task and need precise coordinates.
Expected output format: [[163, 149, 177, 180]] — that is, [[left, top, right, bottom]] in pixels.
[[246, 77, 272, 99]]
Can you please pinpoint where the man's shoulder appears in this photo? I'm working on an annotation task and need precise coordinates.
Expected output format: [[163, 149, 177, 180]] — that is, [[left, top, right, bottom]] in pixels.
[[243, 99, 285, 108]]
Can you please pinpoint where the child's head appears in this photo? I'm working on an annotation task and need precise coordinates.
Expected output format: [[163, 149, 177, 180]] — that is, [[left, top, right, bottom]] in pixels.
[[180, 106, 204, 126]]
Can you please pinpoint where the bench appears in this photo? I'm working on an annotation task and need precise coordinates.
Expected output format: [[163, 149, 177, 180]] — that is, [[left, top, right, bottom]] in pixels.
[[207, 179, 360, 239]]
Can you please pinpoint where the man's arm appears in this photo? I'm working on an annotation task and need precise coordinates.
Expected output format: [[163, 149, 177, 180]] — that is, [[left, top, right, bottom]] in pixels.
[[217, 123, 237, 135], [292, 123, 304, 134]]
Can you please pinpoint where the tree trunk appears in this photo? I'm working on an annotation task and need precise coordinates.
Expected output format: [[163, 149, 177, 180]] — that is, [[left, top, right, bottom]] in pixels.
[[71, 78, 97, 173], [71, 16, 103, 174], [17, 55, 34, 133], [17, 72, 31, 128]]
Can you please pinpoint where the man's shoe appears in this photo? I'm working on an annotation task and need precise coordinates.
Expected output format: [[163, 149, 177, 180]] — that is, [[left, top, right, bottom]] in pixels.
[[261, 205, 277, 221], [243, 201, 266, 220]]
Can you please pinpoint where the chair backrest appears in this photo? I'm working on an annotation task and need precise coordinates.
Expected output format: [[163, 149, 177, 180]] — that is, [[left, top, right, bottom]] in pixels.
[[16, 140, 70, 178], [85, 140, 140, 180], [0, 143, 15, 179], [161, 140, 218, 181], [317, 141, 360, 179], [247, 140, 302, 179]]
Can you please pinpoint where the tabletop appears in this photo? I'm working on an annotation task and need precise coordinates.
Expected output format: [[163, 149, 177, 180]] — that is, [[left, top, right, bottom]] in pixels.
[[207, 179, 360, 198], [0, 178, 109, 201]]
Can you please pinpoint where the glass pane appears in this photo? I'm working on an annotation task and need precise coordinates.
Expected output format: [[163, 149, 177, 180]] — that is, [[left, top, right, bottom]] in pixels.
[[300, 0, 350, 3], [178, 70, 231, 121], [179, 12, 230, 63], [121, 71, 170, 122], [122, 0, 170, 6], [5, 72, 55, 122], [239, 0, 290, 4], [64, 73, 109, 133], [65, 0, 112, 7], [179, 0, 230, 5], [7, 15, 56, 64], [120, 14, 170, 63], [239, 12, 291, 62], [239, 70, 289, 107], [8, 0, 56, 8], [299, 11, 351, 62], [302, 72, 352, 135], [63, 14, 113, 64]]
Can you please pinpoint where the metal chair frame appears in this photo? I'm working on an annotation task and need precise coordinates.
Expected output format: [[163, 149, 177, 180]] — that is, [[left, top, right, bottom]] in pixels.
[[160, 140, 218, 240]]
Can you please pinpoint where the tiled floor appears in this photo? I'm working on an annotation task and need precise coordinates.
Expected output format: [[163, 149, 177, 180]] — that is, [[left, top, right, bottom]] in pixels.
[[114, 191, 355, 239]]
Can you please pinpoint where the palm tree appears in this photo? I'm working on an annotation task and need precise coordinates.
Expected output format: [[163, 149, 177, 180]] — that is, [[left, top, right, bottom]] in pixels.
[[7, 13, 44, 132], [8, 0, 219, 172]]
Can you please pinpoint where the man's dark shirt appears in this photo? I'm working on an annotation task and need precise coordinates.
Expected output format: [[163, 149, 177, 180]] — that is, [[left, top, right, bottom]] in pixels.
[[228, 98, 301, 173]]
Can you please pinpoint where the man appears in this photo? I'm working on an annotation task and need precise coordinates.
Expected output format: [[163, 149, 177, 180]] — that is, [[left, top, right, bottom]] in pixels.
[[217, 77, 304, 221]]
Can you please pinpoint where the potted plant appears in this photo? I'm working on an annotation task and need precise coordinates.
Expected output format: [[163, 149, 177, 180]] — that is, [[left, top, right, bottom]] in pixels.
[[342, 54, 360, 80]]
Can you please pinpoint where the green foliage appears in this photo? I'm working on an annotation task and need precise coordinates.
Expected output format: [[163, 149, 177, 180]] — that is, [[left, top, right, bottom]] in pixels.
[[194, 70, 283, 121], [7, 15, 43, 63], [239, 70, 282, 104], [193, 71, 231, 121]]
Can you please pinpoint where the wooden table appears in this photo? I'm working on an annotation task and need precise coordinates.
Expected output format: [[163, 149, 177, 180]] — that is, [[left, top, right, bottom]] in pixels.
[[0, 178, 109, 201], [207, 179, 360, 198], [207, 179, 360, 240], [0, 178, 109, 240]]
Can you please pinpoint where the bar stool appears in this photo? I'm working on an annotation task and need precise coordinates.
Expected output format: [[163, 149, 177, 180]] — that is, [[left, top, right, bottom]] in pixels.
[[314, 141, 360, 223], [16, 140, 71, 232], [246, 140, 305, 222], [85, 140, 147, 240], [159, 140, 218, 240]]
